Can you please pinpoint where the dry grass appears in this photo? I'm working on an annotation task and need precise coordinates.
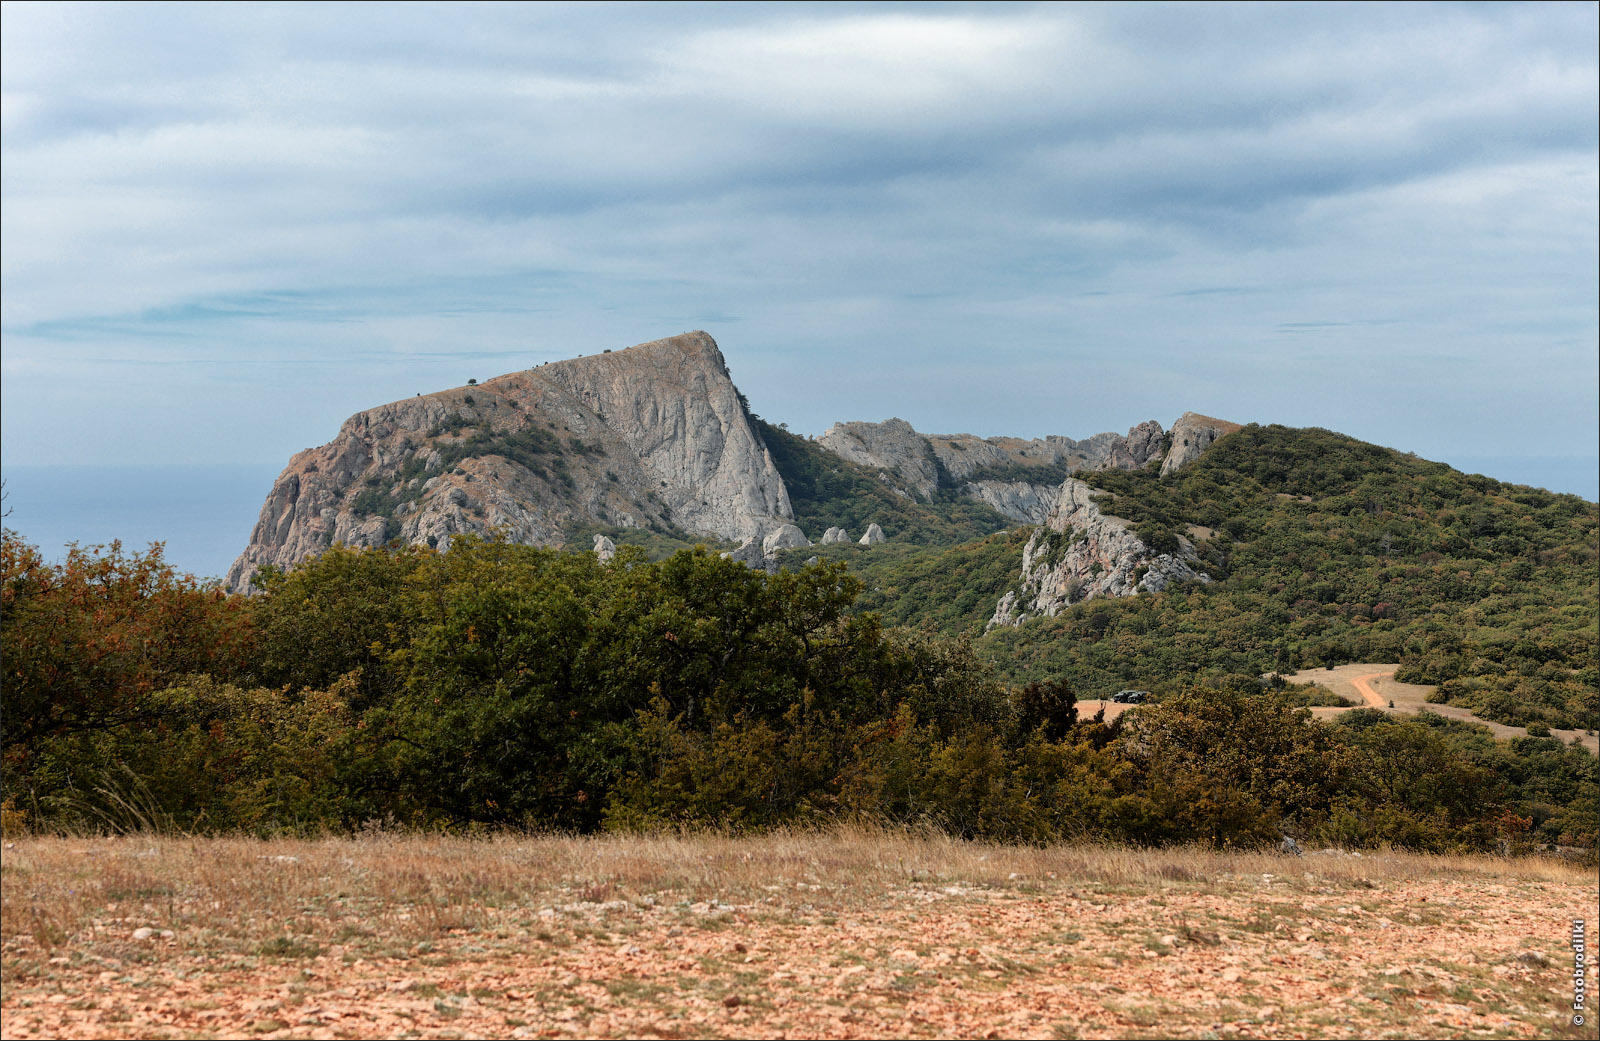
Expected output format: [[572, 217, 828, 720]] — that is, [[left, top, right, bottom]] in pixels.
[[3, 828, 1596, 1039]]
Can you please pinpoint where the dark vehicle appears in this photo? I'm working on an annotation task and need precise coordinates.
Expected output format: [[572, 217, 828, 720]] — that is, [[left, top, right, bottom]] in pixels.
[[1112, 689, 1149, 704]]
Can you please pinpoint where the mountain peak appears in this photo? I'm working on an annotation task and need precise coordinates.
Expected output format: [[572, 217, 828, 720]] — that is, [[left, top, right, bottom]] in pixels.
[[225, 331, 788, 592]]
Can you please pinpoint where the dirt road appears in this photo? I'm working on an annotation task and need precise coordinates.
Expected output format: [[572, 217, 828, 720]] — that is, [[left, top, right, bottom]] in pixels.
[[1287, 664, 1597, 754], [1347, 671, 1388, 709]]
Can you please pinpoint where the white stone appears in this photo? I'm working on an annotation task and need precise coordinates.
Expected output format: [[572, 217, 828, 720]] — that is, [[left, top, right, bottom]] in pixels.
[[762, 524, 811, 555]]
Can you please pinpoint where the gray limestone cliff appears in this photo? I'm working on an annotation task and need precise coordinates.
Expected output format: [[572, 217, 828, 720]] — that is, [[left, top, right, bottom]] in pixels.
[[962, 481, 1057, 525], [226, 332, 792, 592], [815, 418, 940, 499], [988, 477, 1210, 628], [538, 332, 792, 539], [985, 410, 1239, 626]]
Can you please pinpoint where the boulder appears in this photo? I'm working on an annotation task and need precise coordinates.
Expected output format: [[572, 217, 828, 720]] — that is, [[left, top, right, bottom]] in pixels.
[[858, 523, 886, 546], [592, 534, 616, 563], [723, 536, 768, 570], [762, 524, 811, 555], [821, 526, 851, 544]]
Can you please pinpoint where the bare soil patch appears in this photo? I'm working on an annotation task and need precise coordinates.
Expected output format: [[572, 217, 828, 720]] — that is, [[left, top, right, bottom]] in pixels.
[[1072, 699, 1132, 723], [3, 832, 1596, 1040], [1286, 664, 1598, 754]]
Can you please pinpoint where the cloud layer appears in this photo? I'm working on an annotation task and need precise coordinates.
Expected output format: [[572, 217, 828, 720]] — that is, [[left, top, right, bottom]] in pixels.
[[3, 3, 1595, 491]]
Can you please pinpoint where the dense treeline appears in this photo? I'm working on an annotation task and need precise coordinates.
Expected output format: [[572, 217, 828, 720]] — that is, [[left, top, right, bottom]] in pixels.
[[3, 528, 1593, 852]]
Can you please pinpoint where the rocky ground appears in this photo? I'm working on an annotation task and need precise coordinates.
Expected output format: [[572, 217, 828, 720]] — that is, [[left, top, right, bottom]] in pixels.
[[2, 832, 1595, 1040]]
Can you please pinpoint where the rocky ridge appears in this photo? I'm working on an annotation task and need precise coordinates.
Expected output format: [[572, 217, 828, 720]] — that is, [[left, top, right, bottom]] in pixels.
[[810, 413, 1232, 622], [226, 332, 793, 592], [816, 418, 1167, 519]]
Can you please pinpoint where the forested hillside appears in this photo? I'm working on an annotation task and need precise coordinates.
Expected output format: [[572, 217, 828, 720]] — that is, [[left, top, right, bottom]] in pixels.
[[749, 422, 1597, 733], [980, 426, 1598, 731]]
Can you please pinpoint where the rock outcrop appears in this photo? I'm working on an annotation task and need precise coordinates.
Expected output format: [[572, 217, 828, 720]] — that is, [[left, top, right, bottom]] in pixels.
[[537, 333, 792, 539], [1160, 412, 1242, 476], [963, 480, 1057, 525], [858, 523, 886, 546], [988, 477, 1210, 627], [719, 524, 813, 574], [592, 534, 616, 562], [226, 332, 794, 592], [816, 418, 941, 500], [821, 526, 851, 545], [723, 537, 769, 570]]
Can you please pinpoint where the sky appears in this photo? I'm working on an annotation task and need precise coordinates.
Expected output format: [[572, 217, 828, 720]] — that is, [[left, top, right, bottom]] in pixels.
[[3, 2, 1597, 509]]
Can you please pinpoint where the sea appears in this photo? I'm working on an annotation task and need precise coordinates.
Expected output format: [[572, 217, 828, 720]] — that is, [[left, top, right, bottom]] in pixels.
[[2, 464, 284, 584], [2, 456, 1595, 585]]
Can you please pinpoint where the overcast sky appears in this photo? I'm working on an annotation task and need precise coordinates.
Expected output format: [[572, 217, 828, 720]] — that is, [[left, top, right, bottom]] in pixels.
[[3, 2, 1597, 495]]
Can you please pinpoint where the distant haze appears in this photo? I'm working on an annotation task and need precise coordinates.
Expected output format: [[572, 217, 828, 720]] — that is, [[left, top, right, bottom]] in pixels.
[[3, 4, 1596, 542]]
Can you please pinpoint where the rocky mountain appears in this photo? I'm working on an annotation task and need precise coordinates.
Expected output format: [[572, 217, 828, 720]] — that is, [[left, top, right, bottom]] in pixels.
[[981, 416, 1242, 625], [227, 332, 793, 592], [809, 414, 1220, 608], [229, 331, 1240, 599]]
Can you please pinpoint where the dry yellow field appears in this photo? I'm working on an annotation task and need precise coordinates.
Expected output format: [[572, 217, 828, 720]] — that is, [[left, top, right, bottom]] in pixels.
[[2, 830, 1596, 1040]]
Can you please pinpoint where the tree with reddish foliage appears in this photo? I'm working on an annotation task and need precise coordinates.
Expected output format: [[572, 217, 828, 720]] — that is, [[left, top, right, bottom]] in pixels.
[[1, 529, 251, 755]]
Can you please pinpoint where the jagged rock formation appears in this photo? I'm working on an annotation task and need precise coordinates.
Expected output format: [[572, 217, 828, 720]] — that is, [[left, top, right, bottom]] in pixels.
[[227, 332, 793, 592], [817, 418, 1168, 506], [858, 523, 886, 546], [536, 334, 792, 537], [592, 534, 616, 563], [1161, 412, 1242, 476], [988, 477, 1211, 628]]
